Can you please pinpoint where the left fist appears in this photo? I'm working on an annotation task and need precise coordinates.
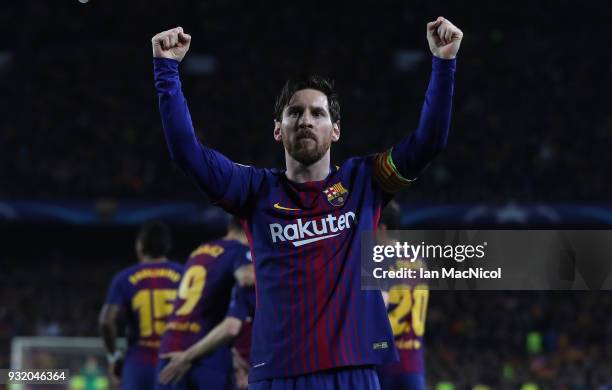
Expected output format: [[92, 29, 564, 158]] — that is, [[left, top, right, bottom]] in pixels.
[[426, 16, 463, 60]]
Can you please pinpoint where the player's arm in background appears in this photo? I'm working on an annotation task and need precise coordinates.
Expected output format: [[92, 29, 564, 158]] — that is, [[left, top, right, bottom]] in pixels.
[[381, 290, 390, 308], [158, 317, 244, 385], [158, 279, 253, 385], [98, 275, 126, 385], [374, 17, 463, 192], [232, 347, 250, 390], [233, 248, 255, 287], [152, 27, 263, 215]]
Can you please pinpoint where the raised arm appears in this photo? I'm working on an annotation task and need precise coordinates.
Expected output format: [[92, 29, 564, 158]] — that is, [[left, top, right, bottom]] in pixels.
[[374, 17, 462, 192], [152, 27, 263, 214]]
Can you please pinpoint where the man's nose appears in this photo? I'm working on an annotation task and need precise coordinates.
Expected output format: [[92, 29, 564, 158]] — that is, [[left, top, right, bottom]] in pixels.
[[298, 111, 314, 127]]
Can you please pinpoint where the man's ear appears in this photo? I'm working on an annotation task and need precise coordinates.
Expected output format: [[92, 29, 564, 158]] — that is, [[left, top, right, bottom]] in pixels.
[[331, 121, 340, 142], [273, 120, 282, 142]]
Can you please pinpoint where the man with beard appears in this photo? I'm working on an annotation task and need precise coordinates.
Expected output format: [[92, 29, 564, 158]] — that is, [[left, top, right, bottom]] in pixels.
[[152, 16, 462, 390]]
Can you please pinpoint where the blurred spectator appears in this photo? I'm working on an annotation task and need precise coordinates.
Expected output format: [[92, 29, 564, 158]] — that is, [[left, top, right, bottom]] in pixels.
[[0, 2, 610, 201]]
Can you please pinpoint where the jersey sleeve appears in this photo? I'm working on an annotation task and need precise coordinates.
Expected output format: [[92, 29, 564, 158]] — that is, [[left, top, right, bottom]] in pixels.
[[374, 56, 456, 192], [226, 285, 251, 321], [233, 246, 253, 271], [154, 58, 265, 216], [104, 274, 127, 306]]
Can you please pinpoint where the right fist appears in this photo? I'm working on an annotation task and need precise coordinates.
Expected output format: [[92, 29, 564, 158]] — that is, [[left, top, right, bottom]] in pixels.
[[151, 27, 191, 62]]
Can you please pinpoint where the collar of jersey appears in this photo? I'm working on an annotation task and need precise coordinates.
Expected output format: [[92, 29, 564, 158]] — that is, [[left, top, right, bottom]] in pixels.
[[281, 164, 338, 188], [280, 165, 338, 210]]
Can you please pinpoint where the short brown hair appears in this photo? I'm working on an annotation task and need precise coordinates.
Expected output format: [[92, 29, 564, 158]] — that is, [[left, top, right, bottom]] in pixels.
[[274, 74, 340, 123]]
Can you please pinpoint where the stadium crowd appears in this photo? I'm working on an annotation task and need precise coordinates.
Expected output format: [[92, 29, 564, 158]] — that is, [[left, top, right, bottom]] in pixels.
[[0, 1, 610, 201]]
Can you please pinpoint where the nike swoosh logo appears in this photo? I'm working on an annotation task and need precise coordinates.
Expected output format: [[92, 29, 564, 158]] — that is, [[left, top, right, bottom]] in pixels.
[[292, 233, 340, 247], [273, 203, 301, 211]]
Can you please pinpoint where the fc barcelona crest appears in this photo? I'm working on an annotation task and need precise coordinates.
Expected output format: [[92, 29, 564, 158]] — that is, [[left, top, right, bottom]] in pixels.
[[323, 182, 348, 207]]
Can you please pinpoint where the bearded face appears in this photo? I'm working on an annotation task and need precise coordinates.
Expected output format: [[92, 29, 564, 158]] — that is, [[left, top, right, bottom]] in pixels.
[[274, 89, 340, 166]]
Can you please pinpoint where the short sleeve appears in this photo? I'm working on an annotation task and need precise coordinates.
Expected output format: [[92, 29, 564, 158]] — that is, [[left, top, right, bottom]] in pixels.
[[232, 246, 253, 271], [226, 285, 252, 321], [104, 274, 126, 306]]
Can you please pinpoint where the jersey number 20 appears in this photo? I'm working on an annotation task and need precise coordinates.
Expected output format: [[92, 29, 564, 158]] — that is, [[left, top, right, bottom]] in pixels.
[[388, 284, 429, 337]]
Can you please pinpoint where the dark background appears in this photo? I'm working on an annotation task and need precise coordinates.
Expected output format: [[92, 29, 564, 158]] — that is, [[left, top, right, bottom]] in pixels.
[[1, 1, 610, 201], [1, 1, 611, 388]]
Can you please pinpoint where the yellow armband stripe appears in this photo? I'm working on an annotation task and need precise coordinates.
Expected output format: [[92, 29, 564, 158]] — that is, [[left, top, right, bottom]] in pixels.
[[373, 149, 413, 193]]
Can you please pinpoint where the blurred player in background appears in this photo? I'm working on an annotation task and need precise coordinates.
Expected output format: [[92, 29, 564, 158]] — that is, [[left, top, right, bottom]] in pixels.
[[376, 201, 429, 390], [152, 15, 461, 389], [156, 216, 254, 390], [158, 266, 256, 390], [99, 221, 183, 390]]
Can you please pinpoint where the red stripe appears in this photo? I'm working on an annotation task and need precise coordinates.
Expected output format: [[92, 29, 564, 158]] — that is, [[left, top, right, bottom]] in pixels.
[[350, 257, 362, 362], [337, 212, 353, 365], [289, 242, 297, 375], [373, 205, 382, 242], [301, 187, 314, 371], [298, 190, 308, 373], [241, 220, 258, 308], [306, 224, 316, 371], [302, 194, 311, 372], [280, 186, 290, 377], [305, 188, 315, 371], [325, 228, 337, 367], [149, 265, 159, 348], [334, 206, 350, 366], [345, 236, 359, 363], [324, 198, 341, 367], [280, 187, 298, 376], [312, 183, 330, 370], [316, 225, 333, 368]]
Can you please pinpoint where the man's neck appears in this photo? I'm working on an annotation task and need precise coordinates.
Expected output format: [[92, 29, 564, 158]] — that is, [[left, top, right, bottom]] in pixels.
[[225, 230, 248, 245], [284, 150, 331, 183], [141, 256, 168, 264]]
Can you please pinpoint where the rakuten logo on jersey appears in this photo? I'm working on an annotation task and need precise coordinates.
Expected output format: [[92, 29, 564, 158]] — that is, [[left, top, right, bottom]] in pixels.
[[269, 211, 357, 247]]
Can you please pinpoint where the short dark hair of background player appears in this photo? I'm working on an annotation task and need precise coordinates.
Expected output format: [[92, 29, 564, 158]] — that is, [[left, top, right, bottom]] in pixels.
[[136, 221, 172, 258], [380, 200, 401, 230]]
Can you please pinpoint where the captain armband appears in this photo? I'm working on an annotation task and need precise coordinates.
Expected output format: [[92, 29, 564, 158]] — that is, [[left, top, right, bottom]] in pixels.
[[373, 149, 414, 193]]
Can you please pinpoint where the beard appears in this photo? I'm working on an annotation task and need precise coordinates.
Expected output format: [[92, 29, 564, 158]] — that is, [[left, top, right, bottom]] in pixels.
[[283, 129, 332, 166]]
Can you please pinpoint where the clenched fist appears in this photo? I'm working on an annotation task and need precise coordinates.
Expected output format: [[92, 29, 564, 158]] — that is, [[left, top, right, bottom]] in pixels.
[[426, 17, 463, 60], [152, 27, 192, 62]]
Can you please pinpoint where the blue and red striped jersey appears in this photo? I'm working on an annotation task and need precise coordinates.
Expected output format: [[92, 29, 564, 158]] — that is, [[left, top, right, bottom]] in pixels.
[[154, 54, 455, 381], [159, 239, 251, 363], [239, 158, 402, 381], [226, 284, 256, 364], [104, 261, 183, 364]]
